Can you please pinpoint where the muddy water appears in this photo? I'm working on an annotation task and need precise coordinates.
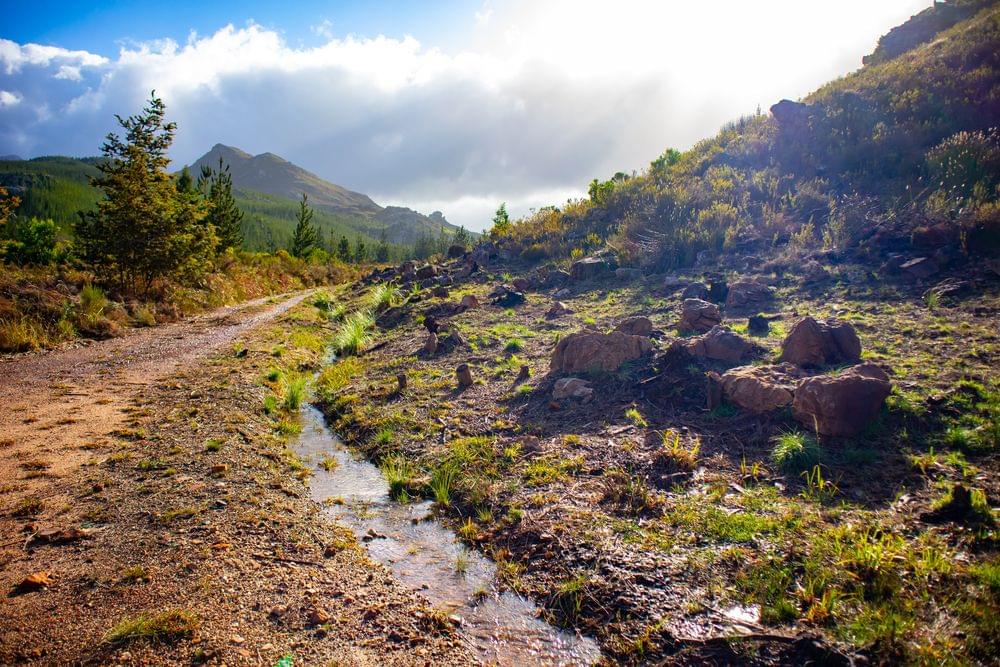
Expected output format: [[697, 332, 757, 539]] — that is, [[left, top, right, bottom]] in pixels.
[[293, 404, 602, 666]]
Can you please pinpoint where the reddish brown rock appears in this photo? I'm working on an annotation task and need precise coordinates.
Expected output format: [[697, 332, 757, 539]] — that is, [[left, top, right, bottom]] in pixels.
[[779, 317, 861, 367], [546, 301, 571, 318], [459, 294, 480, 310], [12, 571, 53, 595], [679, 299, 722, 333], [552, 377, 594, 402], [614, 316, 653, 337], [720, 364, 804, 412], [725, 279, 775, 309], [456, 363, 474, 387], [681, 326, 753, 363], [792, 363, 892, 437], [550, 331, 653, 373]]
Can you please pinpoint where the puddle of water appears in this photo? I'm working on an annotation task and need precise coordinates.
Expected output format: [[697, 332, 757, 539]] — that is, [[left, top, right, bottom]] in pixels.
[[293, 404, 602, 666]]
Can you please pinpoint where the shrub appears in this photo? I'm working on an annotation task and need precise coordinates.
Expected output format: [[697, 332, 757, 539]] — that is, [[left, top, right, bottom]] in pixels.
[[283, 376, 308, 411], [0, 316, 45, 352], [771, 431, 821, 473], [104, 609, 199, 644], [333, 311, 374, 356], [2, 217, 58, 265]]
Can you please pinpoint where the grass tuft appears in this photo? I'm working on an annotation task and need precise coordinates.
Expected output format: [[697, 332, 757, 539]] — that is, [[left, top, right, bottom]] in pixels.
[[771, 431, 820, 473], [104, 609, 199, 644]]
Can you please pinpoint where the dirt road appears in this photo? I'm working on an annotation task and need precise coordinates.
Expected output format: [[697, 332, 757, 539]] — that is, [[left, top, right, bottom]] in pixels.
[[0, 290, 470, 665]]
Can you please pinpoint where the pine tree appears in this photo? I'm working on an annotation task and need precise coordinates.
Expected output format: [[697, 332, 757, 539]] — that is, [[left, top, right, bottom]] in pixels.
[[337, 235, 350, 261], [200, 157, 244, 252], [353, 236, 367, 263], [290, 193, 319, 258], [489, 202, 511, 238], [177, 166, 195, 194], [452, 225, 471, 249], [76, 92, 212, 294], [374, 228, 390, 262]]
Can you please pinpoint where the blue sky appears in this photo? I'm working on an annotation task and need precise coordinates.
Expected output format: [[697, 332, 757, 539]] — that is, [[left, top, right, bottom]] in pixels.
[[0, 1, 931, 229], [3, 1, 471, 55]]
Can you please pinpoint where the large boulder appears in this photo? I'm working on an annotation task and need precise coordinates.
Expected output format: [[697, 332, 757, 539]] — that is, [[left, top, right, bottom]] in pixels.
[[570, 256, 616, 282], [614, 316, 653, 337], [459, 294, 480, 310], [416, 264, 440, 280], [543, 269, 571, 288], [792, 363, 892, 437], [725, 279, 775, 309], [720, 364, 804, 412], [679, 299, 722, 333], [551, 331, 653, 374], [546, 301, 572, 318], [682, 282, 710, 300], [779, 317, 861, 367], [682, 326, 753, 363], [447, 244, 467, 258]]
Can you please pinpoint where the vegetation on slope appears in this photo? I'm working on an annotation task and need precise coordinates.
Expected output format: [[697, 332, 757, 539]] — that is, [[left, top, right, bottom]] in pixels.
[[491, 1, 1000, 271]]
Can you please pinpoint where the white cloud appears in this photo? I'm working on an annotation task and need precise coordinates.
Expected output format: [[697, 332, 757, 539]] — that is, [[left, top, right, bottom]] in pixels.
[[0, 1, 928, 229], [0, 90, 22, 107]]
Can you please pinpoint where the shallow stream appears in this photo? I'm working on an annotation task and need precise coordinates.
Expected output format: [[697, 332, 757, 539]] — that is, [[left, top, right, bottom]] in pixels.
[[292, 403, 602, 666]]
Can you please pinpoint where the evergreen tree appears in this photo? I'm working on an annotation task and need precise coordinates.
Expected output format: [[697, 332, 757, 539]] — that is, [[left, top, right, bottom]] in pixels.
[[374, 228, 390, 262], [76, 92, 212, 294], [452, 225, 471, 249], [200, 157, 244, 252], [489, 202, 511, 238], [177, 166, 196, 194], [337, 235, 350, 261], [353, 236, 367, 263], [290, 193, 319, 258]]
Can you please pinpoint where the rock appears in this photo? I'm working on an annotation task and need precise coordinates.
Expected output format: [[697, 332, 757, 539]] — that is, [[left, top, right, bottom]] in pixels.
[[725, 279, 774, 309], [31, 527, 88, 545], [416, 264, 439, 280], [708, 279, 729, 304], [210, 464, 228, 475], [553, 288, 571, 298], [447, 244, 467, 258], [456, 364, 474, 387], [436, 274, 454, 287], [706, 371, 723, 410], [550, 331, 653, 373], [792, 363, 892, 437], [770, 99, 811, 125], [747, 315, 770, 337], [13, 571, 53, 595], [570, 256, 615, 281], [552, 377, 594, 402], [443, 328, 466, 350], [422, 334, 438, 356], [614, 316, 653, 337], [720, 364, 803, 412], [681, 326, 753, 363], [662, 275, 687, 292], [779, 317, 861, 367], [546, 301, 571, 318], [459, 294, 480, 310], [801, 260, 830, 283], [309, 607, 332, 626], [544, 269, 571, 287], [432, 286, 449, 298], [512, 277, 531, 292], [470, 242, 498, 265], [398, 260, 416, 275], [396, 373, 407, 392], [494, 291, 526, 308], [900, 257, 938, 280], [682, 282, 709, 300], [679, 299, 722, 333], [516, 365, 531, 383], [423, 315, 439, 334], [615, 268, 642, 282]]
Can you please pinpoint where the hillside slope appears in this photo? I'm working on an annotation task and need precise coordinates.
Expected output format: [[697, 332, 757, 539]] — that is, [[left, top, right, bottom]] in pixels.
[[498, 0, 1000, 271]]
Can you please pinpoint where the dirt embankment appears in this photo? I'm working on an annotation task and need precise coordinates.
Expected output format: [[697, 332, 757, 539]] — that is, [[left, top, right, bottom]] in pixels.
[[0, 291, 471, 665]]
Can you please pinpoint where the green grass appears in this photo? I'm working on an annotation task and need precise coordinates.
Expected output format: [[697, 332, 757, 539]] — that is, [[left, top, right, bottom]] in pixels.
[[771, 431, 821, 473], [333, 311, 374, 356], [429, 462, 458, 506], [204, 438, 222, 452], [368, 284, 400, 312], [104, 609, 199, 644], [380, 454, 416, 502], [283, 375, 308, 411]]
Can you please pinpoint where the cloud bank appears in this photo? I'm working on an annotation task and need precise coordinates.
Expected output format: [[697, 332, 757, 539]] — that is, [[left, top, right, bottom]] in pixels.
[[0, 1, 926, 229]]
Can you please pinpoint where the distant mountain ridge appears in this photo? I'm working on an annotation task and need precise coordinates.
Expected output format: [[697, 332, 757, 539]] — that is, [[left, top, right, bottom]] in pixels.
[[189, 144, 462, 245]]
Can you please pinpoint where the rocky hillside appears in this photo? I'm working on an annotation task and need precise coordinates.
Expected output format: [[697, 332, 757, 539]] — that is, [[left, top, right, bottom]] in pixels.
[[494, 0, 999, 275]]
